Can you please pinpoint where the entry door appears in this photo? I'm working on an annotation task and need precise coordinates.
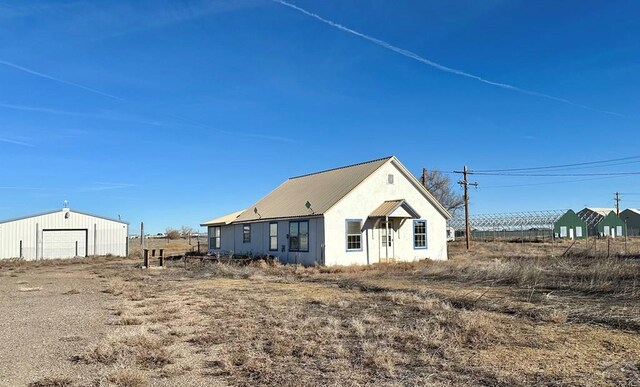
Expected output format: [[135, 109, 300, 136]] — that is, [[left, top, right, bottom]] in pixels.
[[569, 228, 574, 240], [42, 230, 87, 259], [379, 221, 394, 260]]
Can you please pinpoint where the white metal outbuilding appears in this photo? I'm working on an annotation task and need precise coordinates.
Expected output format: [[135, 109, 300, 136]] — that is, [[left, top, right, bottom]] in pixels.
[[0, 207, 128, 260]]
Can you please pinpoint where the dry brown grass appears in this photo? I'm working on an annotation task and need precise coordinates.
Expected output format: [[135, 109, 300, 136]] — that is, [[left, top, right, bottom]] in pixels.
[[0, 255, 130, 271], [104, 369, 148, 387], [82, 329, 175, 369], [20, 239, 640, 386], [27, 376, 74, 387]]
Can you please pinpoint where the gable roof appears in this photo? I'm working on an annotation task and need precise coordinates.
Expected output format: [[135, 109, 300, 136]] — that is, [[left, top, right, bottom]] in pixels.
[[577, 207, 616, 227], [369, 199, 421, 219], [0, 208, 129, 225], [621, 208, 640, 216], [230, 156, 451, 223], [234, 157, 392, 222], [200, 210, 244, 226], [584, 208, 616, 217]]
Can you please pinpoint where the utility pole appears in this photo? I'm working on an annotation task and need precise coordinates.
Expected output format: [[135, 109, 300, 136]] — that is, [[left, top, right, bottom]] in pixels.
[[615, 192, 620, 215], [455, 166, 478, 250], [421, 168, 427, 187]]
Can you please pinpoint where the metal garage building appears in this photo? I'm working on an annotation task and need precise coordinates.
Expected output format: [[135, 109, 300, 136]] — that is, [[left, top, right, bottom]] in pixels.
[[0, 207, 128, 260]]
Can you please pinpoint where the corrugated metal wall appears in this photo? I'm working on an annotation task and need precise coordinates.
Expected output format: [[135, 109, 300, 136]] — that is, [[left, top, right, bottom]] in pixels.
[[0, 209, 128, 260]]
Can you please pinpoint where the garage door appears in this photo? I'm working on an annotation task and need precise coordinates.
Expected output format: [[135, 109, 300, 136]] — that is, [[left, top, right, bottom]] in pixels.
[[42, 230, 87, 259]]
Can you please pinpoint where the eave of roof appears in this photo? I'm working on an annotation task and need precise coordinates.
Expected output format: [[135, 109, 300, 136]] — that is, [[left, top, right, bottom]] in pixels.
[[0, 209, 129, 225], [200, 210, 245, 226]]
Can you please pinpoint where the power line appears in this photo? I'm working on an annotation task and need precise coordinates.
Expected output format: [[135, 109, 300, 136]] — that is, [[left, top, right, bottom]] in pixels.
[[480, 175, 623, 189], [471, 171, 640, 177], [472, 155, 640, 173]]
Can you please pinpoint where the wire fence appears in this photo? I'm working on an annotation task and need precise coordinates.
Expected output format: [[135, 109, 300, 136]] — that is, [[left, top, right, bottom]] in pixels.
[[448, 210, 566, 242]]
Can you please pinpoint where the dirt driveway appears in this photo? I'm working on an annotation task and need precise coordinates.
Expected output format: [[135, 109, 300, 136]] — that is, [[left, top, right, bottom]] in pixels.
[[0, 263, 109, 386]]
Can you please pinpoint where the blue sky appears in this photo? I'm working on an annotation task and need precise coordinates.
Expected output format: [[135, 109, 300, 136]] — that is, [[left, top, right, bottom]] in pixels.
[[0, 0, 638, 232]]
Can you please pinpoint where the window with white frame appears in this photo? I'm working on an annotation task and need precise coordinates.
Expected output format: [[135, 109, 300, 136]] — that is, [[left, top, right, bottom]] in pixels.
[[243, 224, 251, 243], [346, 219, 362, 251], [210, 226, 221, 249], [413, 220, 427, 249], [576, 226, 583, 238], [269, 222, 278, 251], [560, 226, 567, 238], [289, 220, 309, 251]]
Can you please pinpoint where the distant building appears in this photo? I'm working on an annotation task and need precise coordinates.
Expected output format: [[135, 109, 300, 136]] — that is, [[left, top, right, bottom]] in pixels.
[[0, 207, 128, 260], [577, 208, 625, 238], [446, 226, 455, 242], [201, 156, 451, 266], [619, 209, 640, 236], [553, 210, 587, 239]]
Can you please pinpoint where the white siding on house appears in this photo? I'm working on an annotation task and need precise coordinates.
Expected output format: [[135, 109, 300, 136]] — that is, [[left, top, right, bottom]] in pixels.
[[324, 160, 448, 265], [0, 209, 128, 260], [202, 156, 449, 266]]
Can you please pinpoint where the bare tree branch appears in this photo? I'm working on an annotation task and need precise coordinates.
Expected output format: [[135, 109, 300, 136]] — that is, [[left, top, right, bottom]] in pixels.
[[420, 169, 464, 216]]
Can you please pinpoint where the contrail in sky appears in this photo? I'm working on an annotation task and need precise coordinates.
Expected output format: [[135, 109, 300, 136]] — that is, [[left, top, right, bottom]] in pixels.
[[273, 0, 622, 117], [0, 59, 124, 101], [0, 136, 34, 147], [0, 102, 165, 126]]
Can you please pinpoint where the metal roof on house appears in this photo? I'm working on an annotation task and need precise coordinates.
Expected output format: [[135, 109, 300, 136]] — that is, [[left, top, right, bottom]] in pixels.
[[369, 199, 420, 219], [233, 157, 392, 222], [0, 208, 129, 225], [200, 210, 245, 226]]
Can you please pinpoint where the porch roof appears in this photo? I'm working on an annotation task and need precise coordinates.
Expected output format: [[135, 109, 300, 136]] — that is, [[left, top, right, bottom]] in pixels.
[[369, 199, 420, 219], [200, 210, 245, 227]]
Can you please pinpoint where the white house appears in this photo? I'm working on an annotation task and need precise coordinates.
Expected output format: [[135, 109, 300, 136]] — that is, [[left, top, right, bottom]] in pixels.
[[201, 156, 451, 266], [0, 207, 129, 260]]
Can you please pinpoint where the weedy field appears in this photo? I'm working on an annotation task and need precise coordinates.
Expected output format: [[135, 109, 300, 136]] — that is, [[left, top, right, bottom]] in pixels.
[[1, 239, 639, 386]]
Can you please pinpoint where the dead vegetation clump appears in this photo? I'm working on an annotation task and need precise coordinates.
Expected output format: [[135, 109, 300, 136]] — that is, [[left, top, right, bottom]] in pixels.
[[104, 369, 148, 387], [82, 330, 175, 369], [27, 376, 74, 387]]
